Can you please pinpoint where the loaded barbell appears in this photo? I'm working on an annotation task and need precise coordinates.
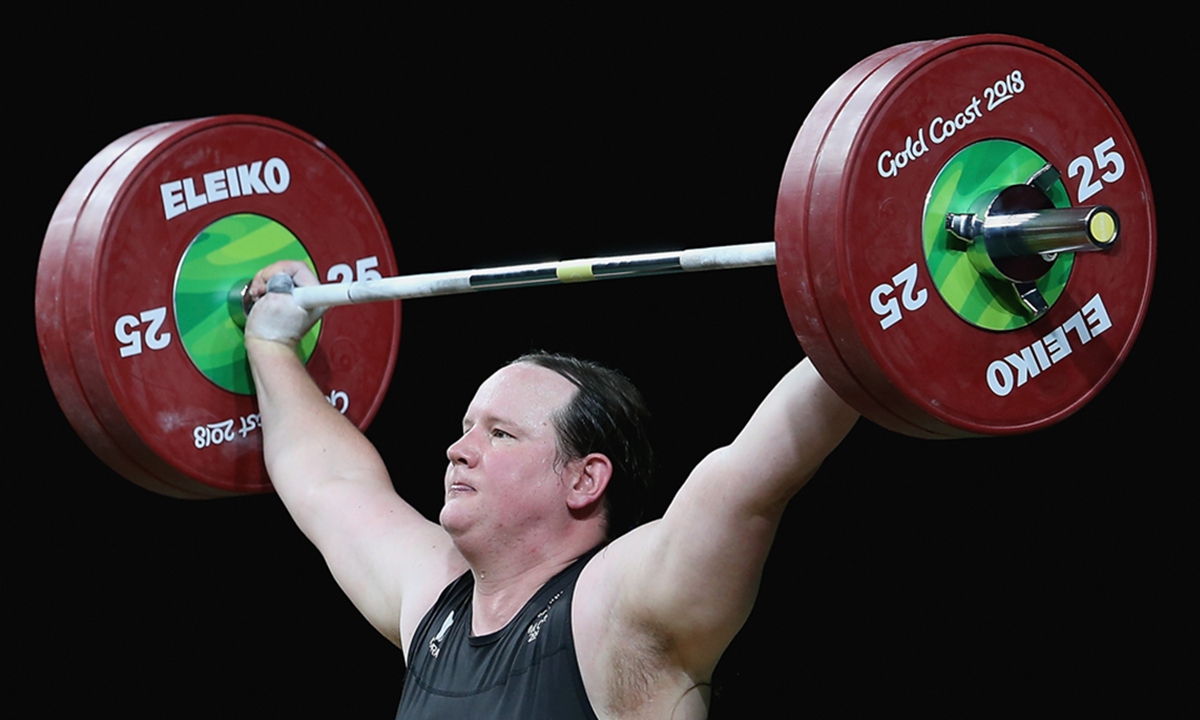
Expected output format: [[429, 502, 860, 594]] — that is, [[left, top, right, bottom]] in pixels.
[[35, 34, 1155, 499]]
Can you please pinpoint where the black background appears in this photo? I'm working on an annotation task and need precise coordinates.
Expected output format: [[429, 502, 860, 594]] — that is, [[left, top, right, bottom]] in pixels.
[[17, 9, 1185, 718]]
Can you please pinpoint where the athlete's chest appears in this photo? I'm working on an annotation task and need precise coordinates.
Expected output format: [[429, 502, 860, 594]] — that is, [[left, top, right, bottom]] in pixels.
[[397, 565, 598, 720]]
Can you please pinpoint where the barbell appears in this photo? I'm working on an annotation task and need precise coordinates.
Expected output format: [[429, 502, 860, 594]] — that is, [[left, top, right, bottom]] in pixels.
[[35, 35, 1155, 499]]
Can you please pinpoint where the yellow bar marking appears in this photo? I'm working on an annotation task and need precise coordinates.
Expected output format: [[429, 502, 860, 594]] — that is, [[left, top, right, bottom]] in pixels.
[[556, 261, 596, 283]]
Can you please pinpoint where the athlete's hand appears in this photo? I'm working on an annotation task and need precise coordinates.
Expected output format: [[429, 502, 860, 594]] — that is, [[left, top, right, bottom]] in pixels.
[[245, 261, 326, 348]]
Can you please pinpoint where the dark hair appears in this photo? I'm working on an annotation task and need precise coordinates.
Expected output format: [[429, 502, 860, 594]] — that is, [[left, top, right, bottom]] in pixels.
[[513, 352, 654, 539]]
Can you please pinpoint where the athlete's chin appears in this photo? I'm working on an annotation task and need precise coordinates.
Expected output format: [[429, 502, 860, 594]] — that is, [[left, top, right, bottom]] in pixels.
[[438, 501, 474, 536]]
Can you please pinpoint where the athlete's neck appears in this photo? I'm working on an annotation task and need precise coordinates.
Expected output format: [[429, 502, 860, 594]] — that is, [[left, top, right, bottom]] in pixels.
[[467, 538, 601, 636]]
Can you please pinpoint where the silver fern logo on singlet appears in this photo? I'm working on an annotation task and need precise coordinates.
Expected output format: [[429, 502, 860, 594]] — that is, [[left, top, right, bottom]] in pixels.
[[429, 611, 455, 658], [525, 590, 564, 643]]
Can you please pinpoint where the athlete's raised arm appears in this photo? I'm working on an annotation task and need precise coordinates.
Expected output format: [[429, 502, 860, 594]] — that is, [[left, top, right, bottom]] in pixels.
[[245, 262, 465, 653], [574, 359, 858, 714]]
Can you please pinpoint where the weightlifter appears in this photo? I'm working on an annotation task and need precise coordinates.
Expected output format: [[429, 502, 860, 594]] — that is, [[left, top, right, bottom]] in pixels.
[[245, 261, 859, 718]]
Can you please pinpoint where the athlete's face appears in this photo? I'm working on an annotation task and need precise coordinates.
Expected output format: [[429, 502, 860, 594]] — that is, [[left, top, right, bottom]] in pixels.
[[440, 363, 577, 540]]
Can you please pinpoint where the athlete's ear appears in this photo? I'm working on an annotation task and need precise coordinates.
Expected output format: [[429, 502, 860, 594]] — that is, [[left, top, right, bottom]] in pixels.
[[565, 453, 611, 511]]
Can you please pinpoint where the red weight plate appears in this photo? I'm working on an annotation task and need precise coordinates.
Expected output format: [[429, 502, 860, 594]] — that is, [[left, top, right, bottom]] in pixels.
[[777, 40, 952, 439], [55, 116, 399, 494], [797, 36, 1154, 436], [37, 121, 224, 498]]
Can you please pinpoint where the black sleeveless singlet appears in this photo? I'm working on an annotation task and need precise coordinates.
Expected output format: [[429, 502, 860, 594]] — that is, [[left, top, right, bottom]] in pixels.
[[396, 551, 601, 719]]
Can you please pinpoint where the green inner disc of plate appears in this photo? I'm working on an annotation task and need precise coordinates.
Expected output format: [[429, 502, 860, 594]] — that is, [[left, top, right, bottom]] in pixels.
[[173, 213, 320, 394], [923, 140, 1072, 331]]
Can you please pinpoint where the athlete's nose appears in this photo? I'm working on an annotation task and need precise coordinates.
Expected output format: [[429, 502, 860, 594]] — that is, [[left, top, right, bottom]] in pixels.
[[446, 430, 477, 466]]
